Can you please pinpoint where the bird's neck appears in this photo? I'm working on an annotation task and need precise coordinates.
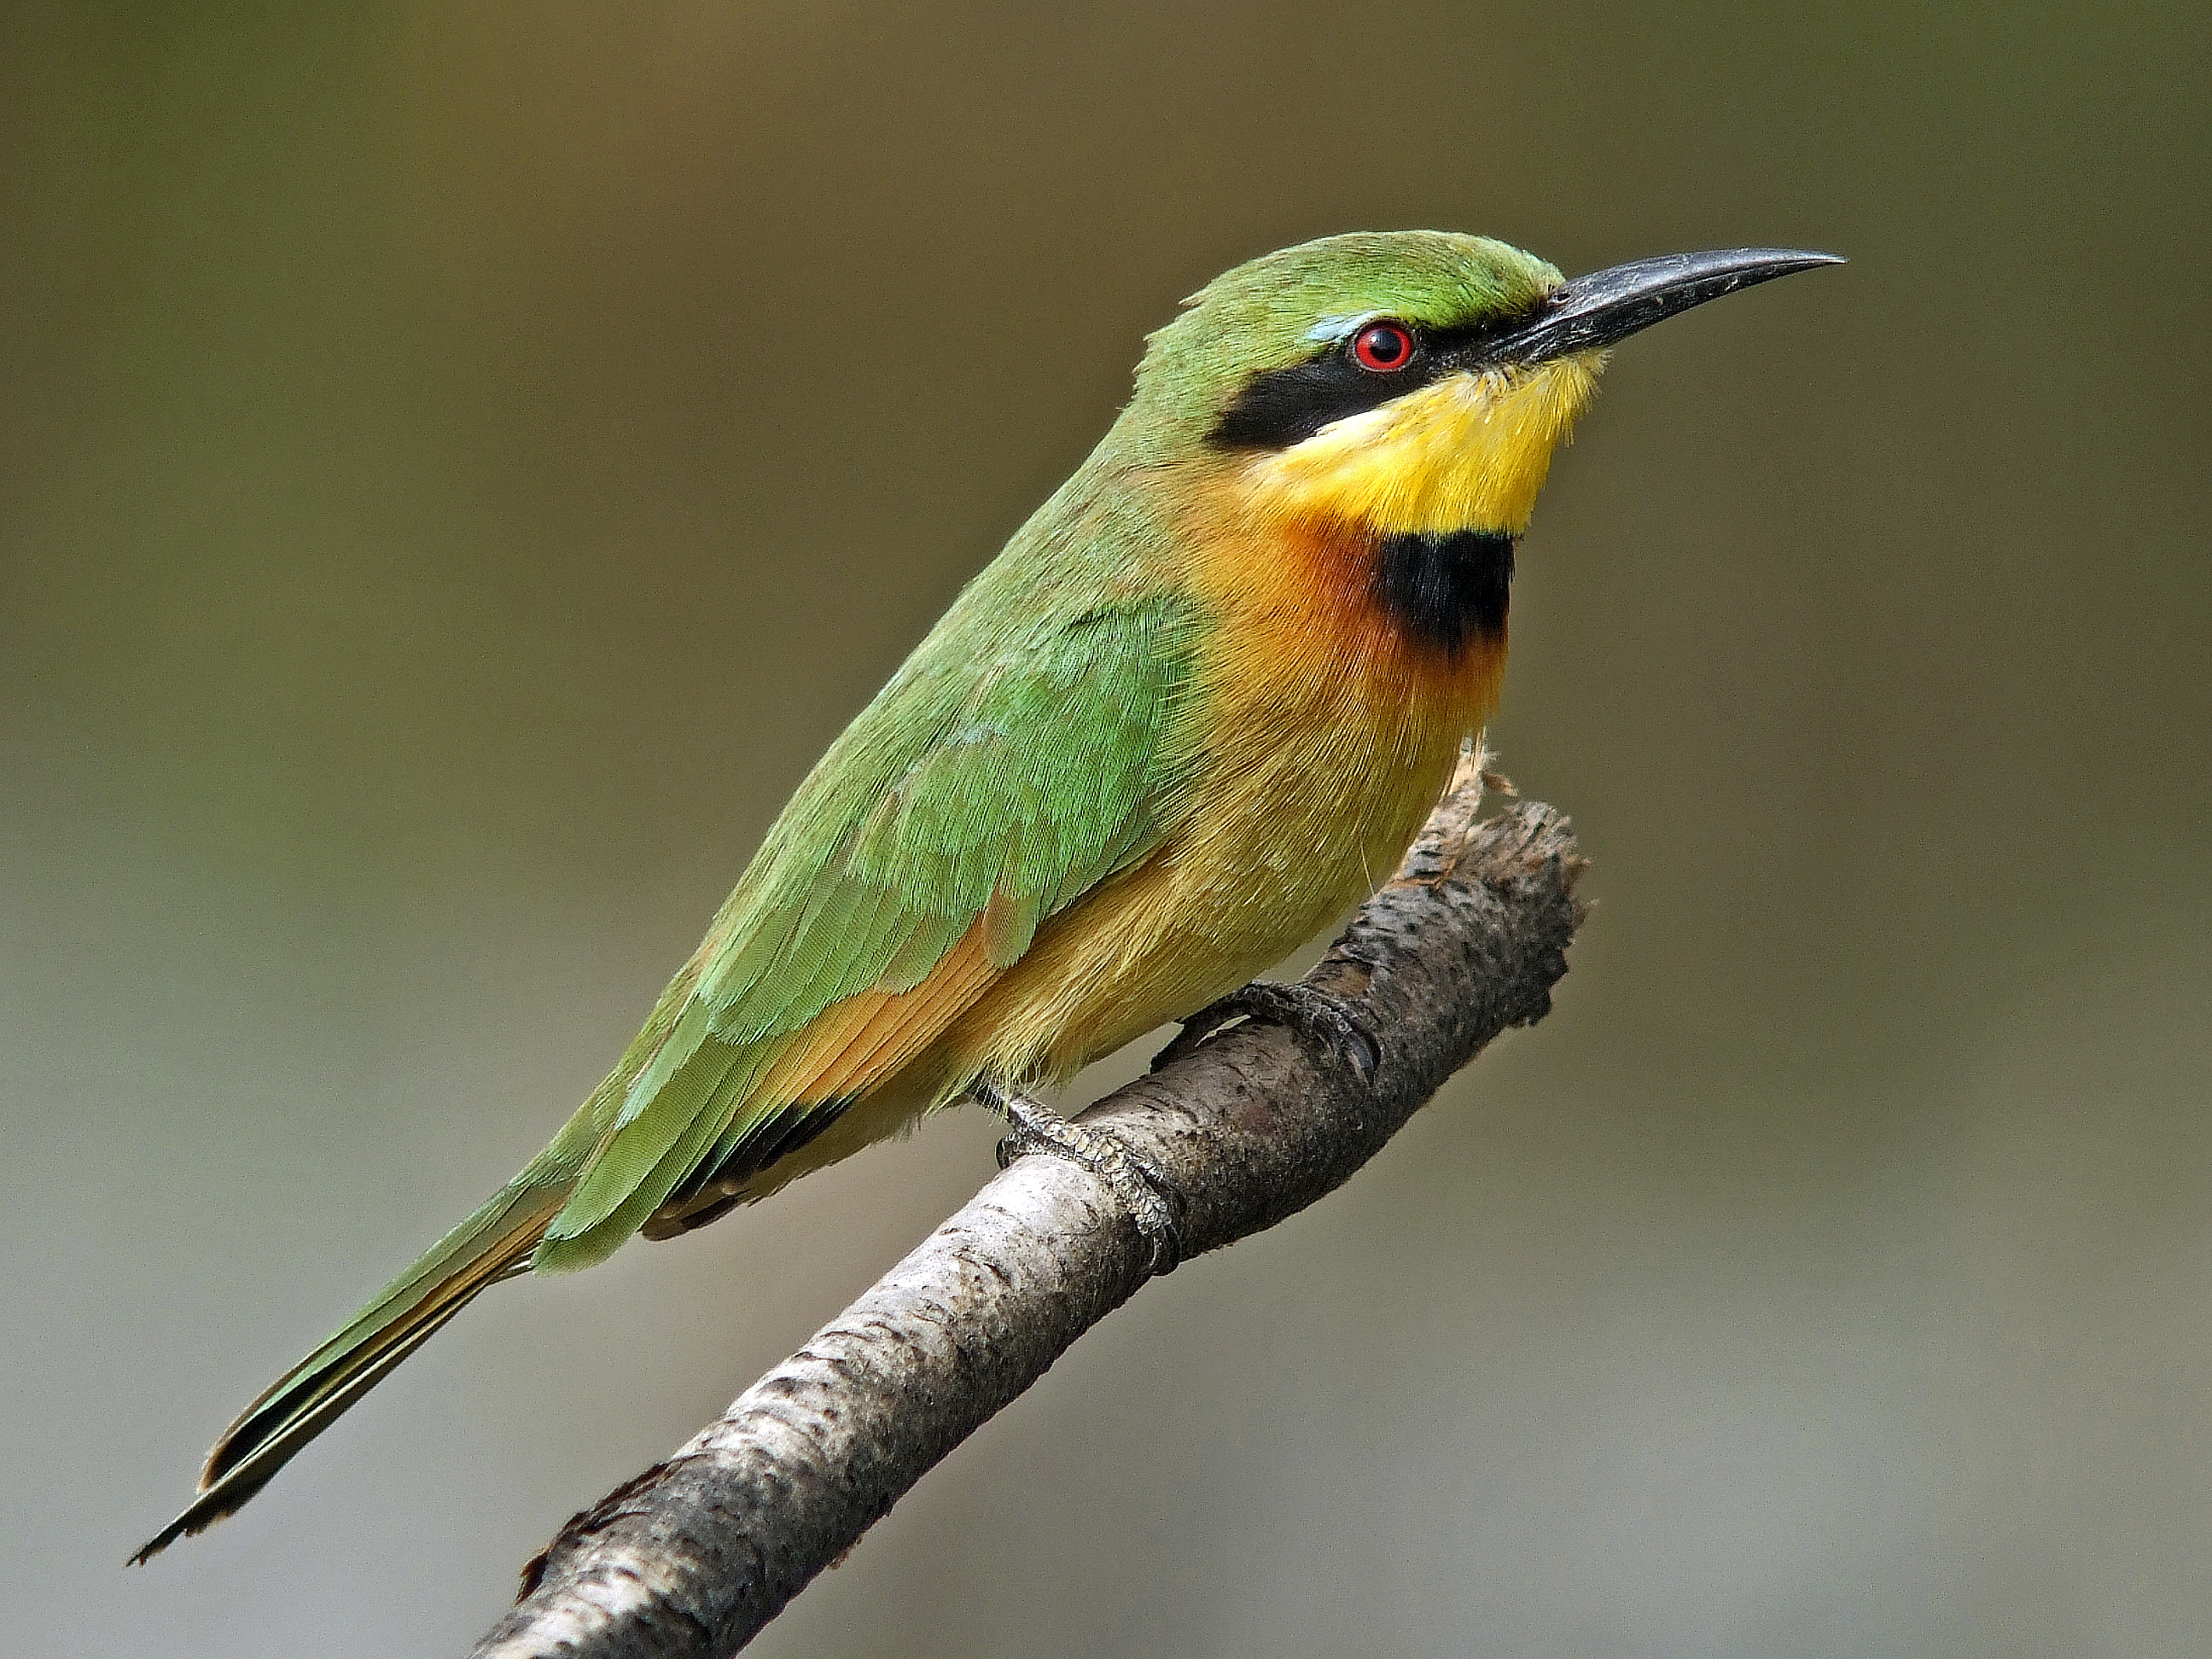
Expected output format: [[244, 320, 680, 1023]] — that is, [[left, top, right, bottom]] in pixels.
[[1160, 351, 1595, 702], [1176, 500, 1512, 753]]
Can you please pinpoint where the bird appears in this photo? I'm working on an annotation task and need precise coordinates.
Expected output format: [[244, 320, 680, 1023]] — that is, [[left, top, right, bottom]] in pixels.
[[135, 230, 1839, 1561]]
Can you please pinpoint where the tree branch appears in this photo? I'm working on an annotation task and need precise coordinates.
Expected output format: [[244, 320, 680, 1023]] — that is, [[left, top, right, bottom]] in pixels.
[[469, 765, 1586, 1659]]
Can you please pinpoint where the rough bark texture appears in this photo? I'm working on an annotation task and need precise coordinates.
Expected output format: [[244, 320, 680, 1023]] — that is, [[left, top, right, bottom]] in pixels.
[[470, 771, 1585, 1659]]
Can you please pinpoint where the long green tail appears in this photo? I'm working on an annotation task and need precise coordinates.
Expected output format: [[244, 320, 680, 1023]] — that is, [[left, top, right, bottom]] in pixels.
[[130, 966, 877, 1560], [130, 1150, 581, 1564]]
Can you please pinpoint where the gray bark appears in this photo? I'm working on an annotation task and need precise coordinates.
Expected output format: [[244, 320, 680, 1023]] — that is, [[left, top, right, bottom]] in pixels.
[[469, 769, 1586, 1659]]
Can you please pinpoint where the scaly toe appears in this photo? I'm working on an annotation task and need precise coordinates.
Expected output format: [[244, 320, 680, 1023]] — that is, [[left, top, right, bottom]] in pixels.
[[1153, 981, 1379, 1083], [979, 1082, 1182, 1273]]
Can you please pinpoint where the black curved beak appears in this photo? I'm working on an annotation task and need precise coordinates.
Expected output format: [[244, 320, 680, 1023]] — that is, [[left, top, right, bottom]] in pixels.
[[1482, 247, 1845, 367]]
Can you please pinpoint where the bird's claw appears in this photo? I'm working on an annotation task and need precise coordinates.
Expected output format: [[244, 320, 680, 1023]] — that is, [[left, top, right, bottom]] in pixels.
[[1151, 980, 1380, 1083], [981, 1082, 1181, 1274]]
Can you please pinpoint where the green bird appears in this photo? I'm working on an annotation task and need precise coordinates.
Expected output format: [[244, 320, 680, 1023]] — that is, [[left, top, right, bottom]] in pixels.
[[136, 231, 1837, 1561]]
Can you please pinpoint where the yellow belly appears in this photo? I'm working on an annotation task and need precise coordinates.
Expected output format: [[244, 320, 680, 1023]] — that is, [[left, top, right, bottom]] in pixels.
[[930, 498, 1508, 1091], [717, 677, 1482, 1208], [941, 726, 1466, 1085]]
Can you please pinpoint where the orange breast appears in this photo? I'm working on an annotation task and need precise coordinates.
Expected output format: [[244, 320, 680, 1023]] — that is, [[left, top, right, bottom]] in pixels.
[[918, 484, 1509, 1091]]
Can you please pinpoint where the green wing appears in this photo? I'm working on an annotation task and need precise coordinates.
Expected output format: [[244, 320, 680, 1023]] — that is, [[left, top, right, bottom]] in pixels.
[[135, 560, 1197, 1563], [531, 585, 1196, 1269]]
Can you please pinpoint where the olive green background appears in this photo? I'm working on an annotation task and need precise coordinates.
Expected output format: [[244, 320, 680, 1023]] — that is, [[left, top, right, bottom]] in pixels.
[[5, 3, 2208, 1655]]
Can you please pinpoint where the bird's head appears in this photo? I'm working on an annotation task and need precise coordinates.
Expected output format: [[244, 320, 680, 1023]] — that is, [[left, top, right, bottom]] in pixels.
[[1131, 230, 1839, 541]]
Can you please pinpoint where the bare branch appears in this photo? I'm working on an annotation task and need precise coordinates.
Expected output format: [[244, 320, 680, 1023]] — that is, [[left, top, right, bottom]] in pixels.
[[469, 773, 1586, 1659]]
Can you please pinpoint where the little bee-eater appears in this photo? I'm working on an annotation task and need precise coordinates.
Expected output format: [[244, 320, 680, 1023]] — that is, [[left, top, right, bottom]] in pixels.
[[137, 231, 1837, 1559]]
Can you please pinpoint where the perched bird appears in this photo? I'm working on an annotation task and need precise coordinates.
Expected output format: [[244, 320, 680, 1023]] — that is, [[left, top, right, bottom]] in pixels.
[[136, 231, 1838, 1560]]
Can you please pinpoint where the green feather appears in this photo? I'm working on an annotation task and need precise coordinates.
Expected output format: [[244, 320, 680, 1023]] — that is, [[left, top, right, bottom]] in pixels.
[[546, 1039, 744, 1245], [533, 578, 1196, 1262], [536, 1047, 762, 1270]]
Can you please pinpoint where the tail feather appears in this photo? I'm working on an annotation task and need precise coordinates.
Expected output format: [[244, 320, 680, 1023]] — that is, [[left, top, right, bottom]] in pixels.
[[131, 921, 981, 1558], [533, 1038, 767, 1272], [130, 1173, 569, 1564]]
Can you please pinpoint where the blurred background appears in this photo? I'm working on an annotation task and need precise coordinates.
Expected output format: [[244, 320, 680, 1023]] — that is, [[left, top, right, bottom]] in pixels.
[[4, 3, 2208, 1654]]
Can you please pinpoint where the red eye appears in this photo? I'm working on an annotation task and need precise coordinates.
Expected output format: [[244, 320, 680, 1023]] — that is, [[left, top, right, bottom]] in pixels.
[[1351, 320, 1415, 372]]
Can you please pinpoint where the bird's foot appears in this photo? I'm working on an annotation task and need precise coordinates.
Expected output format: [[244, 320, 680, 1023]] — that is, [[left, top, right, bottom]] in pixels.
[[1151, 981, 1380, 1083], [977, 1080, 1181, 1274]]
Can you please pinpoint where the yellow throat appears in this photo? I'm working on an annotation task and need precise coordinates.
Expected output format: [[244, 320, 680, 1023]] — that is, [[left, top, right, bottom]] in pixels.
[[1235, 352, 1604, 537]]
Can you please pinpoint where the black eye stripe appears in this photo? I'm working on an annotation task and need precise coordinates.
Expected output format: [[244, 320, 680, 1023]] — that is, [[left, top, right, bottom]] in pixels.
[[1204, 348, 1417, 450], [1204, 311, 1545, 453]]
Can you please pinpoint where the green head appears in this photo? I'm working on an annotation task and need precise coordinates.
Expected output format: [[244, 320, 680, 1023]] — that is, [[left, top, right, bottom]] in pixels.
[[1134, 230, 1563, 435], [1117, 230, 1841, 537]]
